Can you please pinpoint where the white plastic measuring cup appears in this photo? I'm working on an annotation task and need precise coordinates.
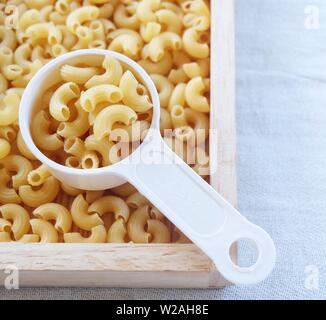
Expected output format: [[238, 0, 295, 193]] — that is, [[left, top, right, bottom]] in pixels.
[[19, 49, 276, 285]]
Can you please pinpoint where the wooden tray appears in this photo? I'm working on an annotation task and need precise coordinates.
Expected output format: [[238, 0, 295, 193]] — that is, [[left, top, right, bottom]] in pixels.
[[0, 0, 236, 288]]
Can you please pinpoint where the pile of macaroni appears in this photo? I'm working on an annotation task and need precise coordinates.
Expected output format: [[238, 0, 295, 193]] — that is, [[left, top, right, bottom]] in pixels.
[[0, 0, 210, 244], [33, 55, 154, 169]]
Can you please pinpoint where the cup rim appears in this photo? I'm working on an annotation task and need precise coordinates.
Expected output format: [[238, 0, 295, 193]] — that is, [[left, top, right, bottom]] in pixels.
[[19, 49, 161, 177]]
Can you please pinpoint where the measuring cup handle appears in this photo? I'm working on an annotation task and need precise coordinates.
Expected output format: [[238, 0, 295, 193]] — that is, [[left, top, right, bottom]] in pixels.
[[118, 138, 276, 285]]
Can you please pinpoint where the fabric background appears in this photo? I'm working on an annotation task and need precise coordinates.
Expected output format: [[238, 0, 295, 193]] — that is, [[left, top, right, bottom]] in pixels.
[[1, 0, 326, 300]]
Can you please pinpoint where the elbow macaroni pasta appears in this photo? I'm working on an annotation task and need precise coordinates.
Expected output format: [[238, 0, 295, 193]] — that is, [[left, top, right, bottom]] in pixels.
[[0, 0, 211, 243]]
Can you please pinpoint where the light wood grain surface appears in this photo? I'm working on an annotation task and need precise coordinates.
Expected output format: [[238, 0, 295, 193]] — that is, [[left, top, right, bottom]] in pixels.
[[0, 0, 236, 288]]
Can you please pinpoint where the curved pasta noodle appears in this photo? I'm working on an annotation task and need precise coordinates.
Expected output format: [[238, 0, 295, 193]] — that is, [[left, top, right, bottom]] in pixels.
[[0, 138, 11, 160], [30, 218, 58, 243], [0, 74, 8, 94], [0, 155, 33, 189], [155, 9, 182, 34], [66, 6, 100, 33], [26, 22, 62, 45], [50, 82, 80, 121], [107, 218, 127, 243], [120, 71, 153, 112], [71, 194, 103, 231], [111, 183, 137, 198], [88, 195, 130, 222], [85, 55, 123, 88], [127, 205, 151, 243], [12, 59, 43, 87], [160, 107, 172, 133], [64, 225, 106, 243], [80, 84, 123, 112], [0, 232, 11, 242], [168, 82, 186, 110], [60, 182, 83, 196], [113, 4, 140, 30], [19, 9, 41, 32], [16, 130, 37, 160], [33, 203, 72, 233], [64, 137, 85, 158], [183, 27, 209, 59], [32, 110, 63, 151], [93, 104, 137, 140], [146, 32, 182, 62], [0, 218, 12, 233], [185, 76, 209, 112], [84, 134, 115, 167], [0, 26, 17, 50], [14, 43, 32, 72], [85, 190, 105, 204], [138, 52, 173, 76], [150, 74, 173, 108], [0, 204, 30, 240], [2, 64, 24, 81], [17, 234, 40, 243], [0, 126, 16, 142], [0, 93, 20, 126], [0, 169, 21, 204], [27, 164, 51, 187], [57, 103, 90, 138], [60, 65, 100, 84], [19, 176, 60, 207], [140, 22, 161, 43], [126, 192, 150, 209], [136, 0, 160, 23], [147, 219, 171, 243]]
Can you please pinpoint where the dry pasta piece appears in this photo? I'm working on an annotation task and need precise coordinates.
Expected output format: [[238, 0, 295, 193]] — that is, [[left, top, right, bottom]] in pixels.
[[33, 203, 72, 233], [0, 155, 33, 189], [107, 218, 128, 243], [16, 130, 37, 160], [64, 224, 106, 243], [49, 82, 80, 121], [150, 74, 174, 108], [185, 76, 210, 112], [147, 219, 171, 243], [0, 204, 30, 240], [183, 27, 209, 59], [0, 218, 11, 233], [127, 205, 151, 243], [71, 194, 103, 231], [0, 93, 20, 126], [113, 4, 140, 30], [85, 55, 123, 88], [0, 138, 11, 160], [111, 183, 137, 198], [119, 71, 153, 112], [66, 6, 100, 33], [126, 192, 150, 209], [88, 195, 130, 222], [80, 84, 123, 112], [27, 164, 51, 187], [19, 176, 60, 207], [60, 65, 100, 84], [32, 110, 63, 151], [0, 169, 21, 205], [57, 102, 90, 138], [93, 104, 137, 140], [30, 218, 58, 243]]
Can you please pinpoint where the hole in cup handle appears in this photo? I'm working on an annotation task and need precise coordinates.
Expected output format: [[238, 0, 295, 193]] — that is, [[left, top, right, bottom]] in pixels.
[[208, 219, 276, 285]]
